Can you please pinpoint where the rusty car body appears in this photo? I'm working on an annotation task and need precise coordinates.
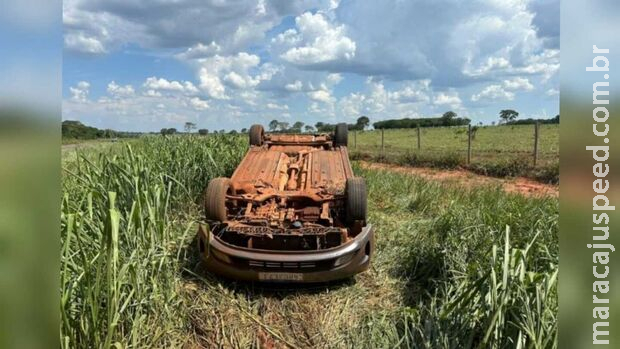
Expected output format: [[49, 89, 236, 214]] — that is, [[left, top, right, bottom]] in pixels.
[[197, 123, 373, 282]]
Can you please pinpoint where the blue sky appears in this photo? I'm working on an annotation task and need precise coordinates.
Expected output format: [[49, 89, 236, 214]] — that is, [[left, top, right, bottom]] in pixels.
[[62, 0, 559, 132]]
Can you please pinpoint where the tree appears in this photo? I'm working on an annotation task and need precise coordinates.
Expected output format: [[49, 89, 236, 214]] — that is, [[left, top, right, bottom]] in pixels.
[[315, 122, 325, 130], [241, 128, 248, 133], [219, 129, 225, 134], [470, 125, 479, 140], [304, 125, 315, 133], [442, 111, 457, 120], [278, 122, 290, 132], [356, 116, 370, 130], [229, 130, 237, 134], [198, 129, 209, 135], [269, 119, 279, 131], [166, 128, 177, 135], [499, 109, 519, 123], [292, 121, 304, 132], [160, 128, 167, 136], [184, 122, 196, 133]]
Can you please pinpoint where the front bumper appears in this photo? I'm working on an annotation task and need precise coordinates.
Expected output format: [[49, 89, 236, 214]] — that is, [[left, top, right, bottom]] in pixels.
[[196, 224, 374, 283]]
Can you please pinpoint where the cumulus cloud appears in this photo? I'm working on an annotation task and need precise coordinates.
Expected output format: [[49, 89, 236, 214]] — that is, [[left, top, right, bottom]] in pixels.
[[190, 52, 266, 98], [308, 89, 333, 103], [175, 41, 221, 60], [338, 79, 433, 120], [69, 81, 90, 102], [280, 12, 356, 66], [389, 80, 431, 104], [107, 81, 135, 97], [63, 0, 559, 129], [143, 77, 199, 94], [545, 88, 559, 96], [434, 90, 462, 108], [285, 80, 303, 92], [471, 77, 535, 102], [188, 97, 210, 110], [266, 102, 289, 110], [63, 0, 330, 55], [502, 77, 534, 91], [471, 85, 515, 102]]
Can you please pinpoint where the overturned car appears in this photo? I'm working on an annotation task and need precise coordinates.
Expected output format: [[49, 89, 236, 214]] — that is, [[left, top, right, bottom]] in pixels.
[[197, 123, 373, 282]]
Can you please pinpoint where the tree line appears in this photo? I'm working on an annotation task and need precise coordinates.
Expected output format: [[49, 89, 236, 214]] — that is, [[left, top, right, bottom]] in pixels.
[[62, 120, 140, 140], [373, 111, 470, 129]]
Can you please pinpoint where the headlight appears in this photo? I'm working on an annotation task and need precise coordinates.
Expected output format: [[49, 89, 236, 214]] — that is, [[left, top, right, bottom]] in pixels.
[[210, 249, 231, 263], [333, 252, 355, 267]]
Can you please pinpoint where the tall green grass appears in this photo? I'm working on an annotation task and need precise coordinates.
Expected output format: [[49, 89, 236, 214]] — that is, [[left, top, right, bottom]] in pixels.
[[60, 135, 245, 347], [361, 167, 558, 348], [61, 135, 558, 348]]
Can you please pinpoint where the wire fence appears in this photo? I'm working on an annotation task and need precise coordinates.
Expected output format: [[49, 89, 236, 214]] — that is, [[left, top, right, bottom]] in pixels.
[[349, 123, 559, 166]]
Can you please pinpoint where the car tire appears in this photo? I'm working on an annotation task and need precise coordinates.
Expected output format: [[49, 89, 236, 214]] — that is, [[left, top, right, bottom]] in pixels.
[[334, 123, 348, 147], [249, 124, 264, 146], [204, 177, 232, 221], [346, 177, 367, 224]]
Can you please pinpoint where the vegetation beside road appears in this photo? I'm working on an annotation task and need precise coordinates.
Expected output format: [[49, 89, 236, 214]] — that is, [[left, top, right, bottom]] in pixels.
[[62, 120, 141, 142], [61, 136, 558, 348]]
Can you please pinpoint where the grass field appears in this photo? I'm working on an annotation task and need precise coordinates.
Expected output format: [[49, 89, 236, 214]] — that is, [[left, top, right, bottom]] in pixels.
[[349, 124, 559, 183], [61, 135, 558, 348]]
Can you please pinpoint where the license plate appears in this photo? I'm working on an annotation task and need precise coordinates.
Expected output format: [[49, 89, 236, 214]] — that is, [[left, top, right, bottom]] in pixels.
[[258, 272, 303, 281]]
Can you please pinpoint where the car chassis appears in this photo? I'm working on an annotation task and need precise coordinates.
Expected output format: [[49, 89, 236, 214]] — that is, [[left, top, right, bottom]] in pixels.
[[197, 124, 374, 282]]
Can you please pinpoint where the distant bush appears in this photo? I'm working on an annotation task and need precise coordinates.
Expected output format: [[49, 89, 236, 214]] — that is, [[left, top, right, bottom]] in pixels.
[[506, 115, 559, 125], [62, 120, 106, 139], [63, 120, 140, 140], [373, 116, 470, 129]]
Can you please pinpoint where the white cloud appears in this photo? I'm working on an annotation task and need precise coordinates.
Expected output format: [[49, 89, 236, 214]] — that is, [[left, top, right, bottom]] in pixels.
[[63, 0, 327, 55], [266, 102, 289, 110], [308, 89, 333, 103], [281, 12, 356, 65], [388, 80, 431, 104], [285, 80, 303, 92], [434, 90, 462, 107], [471, 77, 534, 102], [69, 81, 90, 102], [471, 84, 514, 102], [326, 73, 343, 85], [64, 33, 107, 55], [198, 67, 228, 99], [545, 88, 559, 96], [175, 41, 221, 60], [502, 77, 534, 91], [143, 77, 198, 94], [62, 0, 559, 130], [107, 81, 135, 97], [192, 52, 264, 98], [188, 97, 210, 110]]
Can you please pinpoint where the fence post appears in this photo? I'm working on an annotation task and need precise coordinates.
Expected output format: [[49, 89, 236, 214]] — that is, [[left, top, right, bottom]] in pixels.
[[416, 125, 421, 151], [533, 121, 539, 166], [381, 128, 385, 158], [354, 130, 357, 149], [467, 124, 472, 165]]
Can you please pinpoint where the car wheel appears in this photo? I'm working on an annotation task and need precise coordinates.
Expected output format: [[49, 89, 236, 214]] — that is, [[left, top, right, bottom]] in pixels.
[[249, 124, 264, 146], [204, 177, 232, 221], [346, 177, 367, 224], [334, 123, 348, 147]]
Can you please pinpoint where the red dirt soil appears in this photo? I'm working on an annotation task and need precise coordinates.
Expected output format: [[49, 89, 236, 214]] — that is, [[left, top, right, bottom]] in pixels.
[[359, 161, 558, 198]]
